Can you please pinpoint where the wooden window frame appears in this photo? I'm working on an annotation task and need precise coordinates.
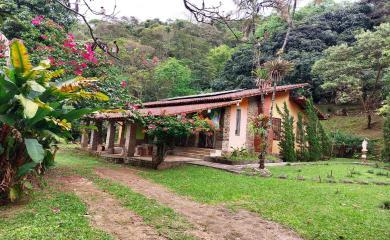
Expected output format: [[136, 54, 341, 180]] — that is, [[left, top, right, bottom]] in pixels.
[[272, 118, 281, 140], [235, 108, 241, 136]]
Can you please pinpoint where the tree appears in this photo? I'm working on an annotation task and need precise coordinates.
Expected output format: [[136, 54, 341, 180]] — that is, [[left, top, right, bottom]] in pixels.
[[0, 40, 106, 203], [305, 98, 322, 161], [154, 58, 194, 99], [318, 122, 331, 159], [213, 1, 381, 101], [206, 44, 235, 80], [276, 102, 297, 162], [313, 23, 390, 129], [380, 96, 390, 162], [296, 112, 308, 161]]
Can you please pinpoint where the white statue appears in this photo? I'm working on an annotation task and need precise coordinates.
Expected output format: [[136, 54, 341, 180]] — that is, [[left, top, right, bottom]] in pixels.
[[362, 139, 368, 152], [361, 139, 368, 162]]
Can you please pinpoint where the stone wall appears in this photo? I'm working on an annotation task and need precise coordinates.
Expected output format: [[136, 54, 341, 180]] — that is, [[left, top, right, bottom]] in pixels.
[[221, 106, 231, 152], [246, 97, 258, 152]]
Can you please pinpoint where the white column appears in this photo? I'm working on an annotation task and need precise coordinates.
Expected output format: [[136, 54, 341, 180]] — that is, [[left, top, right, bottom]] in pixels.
[[105, 121, 116, 154]]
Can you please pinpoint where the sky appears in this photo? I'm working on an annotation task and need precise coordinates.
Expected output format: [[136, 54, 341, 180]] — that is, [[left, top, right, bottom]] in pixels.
[[85, 0, 354, 21]]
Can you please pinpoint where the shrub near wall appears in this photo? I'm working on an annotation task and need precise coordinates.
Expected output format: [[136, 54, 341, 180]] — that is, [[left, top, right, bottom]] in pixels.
[[329, 131, 377, 158]]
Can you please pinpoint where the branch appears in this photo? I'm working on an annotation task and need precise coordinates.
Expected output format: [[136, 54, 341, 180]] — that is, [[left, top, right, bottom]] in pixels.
[[53, 0, 121, 61]]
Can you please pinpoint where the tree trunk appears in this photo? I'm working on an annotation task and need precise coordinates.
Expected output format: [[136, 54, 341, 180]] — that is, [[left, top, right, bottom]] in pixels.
[[367, 112, 372, 129], [152, 143, 166, 169], [258, 93, 266, 169]]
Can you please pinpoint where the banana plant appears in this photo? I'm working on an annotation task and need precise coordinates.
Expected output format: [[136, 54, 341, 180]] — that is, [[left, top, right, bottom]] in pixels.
[[0, 39, 108, 202]]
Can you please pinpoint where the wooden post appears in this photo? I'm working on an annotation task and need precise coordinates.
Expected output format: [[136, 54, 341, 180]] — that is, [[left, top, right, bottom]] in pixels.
[[90, 120, 101, 152], [118, 122, 127, 147], [194, 132, 200, 147], [80, 121, 90, 149], [124, 122, 137, 157], [105, 121, 116, 154]]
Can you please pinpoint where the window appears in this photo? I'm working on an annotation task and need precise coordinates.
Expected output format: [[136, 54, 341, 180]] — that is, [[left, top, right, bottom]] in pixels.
[[235, 109, 241, 136], [272, 118, 281, 140]]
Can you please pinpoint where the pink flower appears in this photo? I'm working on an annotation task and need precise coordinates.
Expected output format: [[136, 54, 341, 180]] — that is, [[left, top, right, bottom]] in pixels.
[[148, 125, 157, 129], [67, 33, 75, 41], [64, 40, 76, 49], [48, 57, 55, 65], [82, 43, 98, 63], [32, 16, 44, 25], [152, 56, 159, 65], [80, 62, 88, 68], [121, 80, 127, 88], [63, 33, 77, 49], [40, 35, 48, 40], [74, 68, 83, 76]]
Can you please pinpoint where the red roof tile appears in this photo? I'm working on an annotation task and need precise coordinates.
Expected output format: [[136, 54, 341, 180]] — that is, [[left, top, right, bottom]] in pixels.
[[88, 100, 241, 120], [142, 83, 308, 108], [138, 100, 241, 116]]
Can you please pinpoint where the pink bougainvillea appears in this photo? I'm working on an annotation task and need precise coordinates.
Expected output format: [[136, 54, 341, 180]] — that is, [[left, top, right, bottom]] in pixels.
[[82, 43, 98, 64], [32, 16, 44, 25], [63, 33, 76, 49], [48, 56, 55, 65], [74, 67, 83, 76], [121, 80, 127, 88], [40, 35, 48, 40]]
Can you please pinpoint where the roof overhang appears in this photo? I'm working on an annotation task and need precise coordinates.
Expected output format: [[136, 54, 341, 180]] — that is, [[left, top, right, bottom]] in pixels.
[[86, 100, 241, 120]]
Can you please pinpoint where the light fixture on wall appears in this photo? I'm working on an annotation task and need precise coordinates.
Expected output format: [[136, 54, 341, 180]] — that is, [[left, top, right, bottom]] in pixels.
[[207, 109, 211, 113]]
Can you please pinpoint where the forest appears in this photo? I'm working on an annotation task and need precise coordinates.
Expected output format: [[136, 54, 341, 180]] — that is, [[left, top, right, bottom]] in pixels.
[[1, 0, 388, 105]]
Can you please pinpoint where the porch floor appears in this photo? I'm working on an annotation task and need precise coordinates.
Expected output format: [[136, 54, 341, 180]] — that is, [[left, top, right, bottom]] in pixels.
[[100, 152, 203, 163]]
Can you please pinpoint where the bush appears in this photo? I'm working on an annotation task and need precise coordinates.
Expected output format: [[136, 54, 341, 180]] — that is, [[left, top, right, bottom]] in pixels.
[[330, 131, 367, 158], [277, 102, 297, 162]]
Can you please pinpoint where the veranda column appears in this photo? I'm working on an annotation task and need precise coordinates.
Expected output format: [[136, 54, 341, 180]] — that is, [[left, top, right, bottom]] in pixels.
[[90, 120, 102, 152], [221, 107, 231, 152], [194, 132, 200, 147], [124, 122, 137, 157], [105, 120, 116, 154], [118, 122, 127, 147], [80, 120, 90, 149]]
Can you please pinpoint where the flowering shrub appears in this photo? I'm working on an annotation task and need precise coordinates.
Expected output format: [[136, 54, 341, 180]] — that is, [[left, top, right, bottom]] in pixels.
[[141, 113, 215, 166], [22, 16, 112, 80]]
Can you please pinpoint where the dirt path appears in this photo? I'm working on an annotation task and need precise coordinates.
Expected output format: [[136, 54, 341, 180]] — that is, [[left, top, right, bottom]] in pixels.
[[95, 167, 302, 240], [53, 175, 164, 240]]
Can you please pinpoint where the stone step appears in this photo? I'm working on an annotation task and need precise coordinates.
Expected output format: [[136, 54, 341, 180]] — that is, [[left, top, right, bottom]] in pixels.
[[174, 147, 214, 154], [171, 152, 206, 159]]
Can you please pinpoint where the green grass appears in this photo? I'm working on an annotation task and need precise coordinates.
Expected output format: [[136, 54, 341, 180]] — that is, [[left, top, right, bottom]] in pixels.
[[0, 190, 111, 240], [322, 115, 383, 140], [55, 148, 196, 240], [269, 163, 390, 183], [141, 165, 390, 240]]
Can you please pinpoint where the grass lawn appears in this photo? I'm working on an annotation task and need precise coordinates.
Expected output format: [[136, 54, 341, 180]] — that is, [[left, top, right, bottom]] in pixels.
[[0, 189, 112, 240], [322, 115, 383, 140], [141, 164, 390, 240], [268, 162, 390, 183]]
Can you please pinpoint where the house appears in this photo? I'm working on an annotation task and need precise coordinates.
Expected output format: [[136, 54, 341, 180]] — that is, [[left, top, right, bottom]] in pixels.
[[81, 83, 324, 160]]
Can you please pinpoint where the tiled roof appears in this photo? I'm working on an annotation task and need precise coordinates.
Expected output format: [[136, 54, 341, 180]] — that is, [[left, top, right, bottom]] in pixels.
[[87, 100, 241, 120], [138, 100, 241, 116], [87, 84, 311, 120], [142, 83, 308, 107]]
